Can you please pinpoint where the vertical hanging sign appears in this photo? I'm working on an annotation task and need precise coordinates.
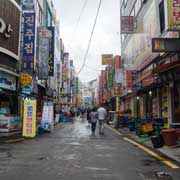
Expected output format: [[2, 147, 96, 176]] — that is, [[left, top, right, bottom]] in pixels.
[[48, 27, 55, 76], [167, 0, 180, 30], [22, 13, 36, 71], [23, 100, 37, 137]]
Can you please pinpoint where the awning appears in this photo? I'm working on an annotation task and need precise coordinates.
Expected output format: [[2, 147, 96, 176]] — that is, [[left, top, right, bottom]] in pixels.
[[0, 67, 19, 77], [152, 60, 180, 75]]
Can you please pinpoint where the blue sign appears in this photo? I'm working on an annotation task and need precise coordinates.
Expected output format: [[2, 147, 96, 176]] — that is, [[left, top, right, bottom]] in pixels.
[[22, 13, 36, 71], [22, 85, 32, 94], [48, 27, 55, 76]]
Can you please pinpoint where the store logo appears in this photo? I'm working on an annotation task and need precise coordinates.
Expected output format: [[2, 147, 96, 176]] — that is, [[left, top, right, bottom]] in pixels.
[[0, 17, 13, 38]]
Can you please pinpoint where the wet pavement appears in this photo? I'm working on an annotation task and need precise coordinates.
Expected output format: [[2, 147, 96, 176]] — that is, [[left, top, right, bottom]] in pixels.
[[0, 118, 180, 180]]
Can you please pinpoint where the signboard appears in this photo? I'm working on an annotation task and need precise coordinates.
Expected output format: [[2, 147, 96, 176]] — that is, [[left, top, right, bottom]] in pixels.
[[41, 102, 54, 131], [23, 100, 37, 137], [107, 68, 113, 88], [48, 27, 55, 76], [121, 16, 134, 33], [152, 38, 180, 52], [20, 73, 32, 85], [38, 28, 51, 80], [22, 12, 36, 71], [22, 0, 35, 10], [126, 70, 133, 90], [122, 0, 160, 70], [0, 71, 16, 91], [166, 0, 180, 30], [21, 85, 32, 94], [116, 97, 120, 112], [0, 0, 21, 60], [114, 84, 122, 96], [102, 54, 113, 65]]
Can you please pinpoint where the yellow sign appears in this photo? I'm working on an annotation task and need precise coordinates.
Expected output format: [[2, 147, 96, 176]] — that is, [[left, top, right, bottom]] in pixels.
[[116, 97, 120, 112], [23, 100, 37, 137], [20, 73, 32, 85], [167, 0, 180, 30], [102, 54, 113, 65]]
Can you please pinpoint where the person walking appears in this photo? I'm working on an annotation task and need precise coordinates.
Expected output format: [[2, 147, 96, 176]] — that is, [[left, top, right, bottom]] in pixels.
[[97, 105, 107, 135], [87, 107, 92, 126], [90, 107, 98, 135]]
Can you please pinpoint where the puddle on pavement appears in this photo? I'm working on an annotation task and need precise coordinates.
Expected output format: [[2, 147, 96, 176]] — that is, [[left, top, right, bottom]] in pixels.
[[84, 166, 108, 171], [66, 142, 82, 146]]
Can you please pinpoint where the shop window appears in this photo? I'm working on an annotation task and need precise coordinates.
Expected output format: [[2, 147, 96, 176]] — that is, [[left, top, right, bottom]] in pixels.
[[159, 1, 165, 33]]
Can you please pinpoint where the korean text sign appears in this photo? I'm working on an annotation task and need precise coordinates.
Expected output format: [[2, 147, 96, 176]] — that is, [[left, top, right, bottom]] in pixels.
[[48, 27, 55, 76], [167, 0, 180, 30], [23, 100, 37, 137], [22, 13, 36, 71]]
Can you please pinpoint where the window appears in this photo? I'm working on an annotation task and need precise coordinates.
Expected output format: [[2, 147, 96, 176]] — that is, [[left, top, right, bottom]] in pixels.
[[159, 1, 165, 33]]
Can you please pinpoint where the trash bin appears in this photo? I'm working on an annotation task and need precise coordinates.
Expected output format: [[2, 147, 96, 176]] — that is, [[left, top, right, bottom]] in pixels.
[[162, 128, 178, 146], [151, 135, 164, 148]]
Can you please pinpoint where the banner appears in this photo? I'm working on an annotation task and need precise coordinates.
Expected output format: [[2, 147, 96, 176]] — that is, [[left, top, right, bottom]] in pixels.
[[38, 28, 51, 80], [41, 102, 54, 131], [22, 12, 36, 71], [107, 69, 113, 88], [22, 13, 36, 70], [167, 0, 180, 30], [48, 27, 55, 76], [23, 100, 37, 137]]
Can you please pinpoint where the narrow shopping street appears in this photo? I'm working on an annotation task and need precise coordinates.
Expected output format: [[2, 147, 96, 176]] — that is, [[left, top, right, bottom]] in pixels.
[[0, 119, 180, 180]]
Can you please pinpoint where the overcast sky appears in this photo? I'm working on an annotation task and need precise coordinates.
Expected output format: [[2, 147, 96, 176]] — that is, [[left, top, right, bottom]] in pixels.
[[53, 0, 121, 82]]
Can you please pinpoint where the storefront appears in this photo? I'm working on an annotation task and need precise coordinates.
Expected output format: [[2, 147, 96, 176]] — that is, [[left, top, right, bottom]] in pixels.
[[0, 0, 21, 133], [0, 70, 21, 132]]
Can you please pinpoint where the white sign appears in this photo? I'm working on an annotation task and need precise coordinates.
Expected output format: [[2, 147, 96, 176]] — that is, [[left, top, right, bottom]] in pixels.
[[41, 102, 54, 131], [0, 71, 16, 91]]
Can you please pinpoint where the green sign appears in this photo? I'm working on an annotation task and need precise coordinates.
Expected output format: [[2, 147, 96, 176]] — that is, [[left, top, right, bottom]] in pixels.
[[107, 69, 113, 88]]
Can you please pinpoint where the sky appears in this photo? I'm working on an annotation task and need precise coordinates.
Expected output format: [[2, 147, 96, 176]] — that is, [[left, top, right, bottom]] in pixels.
[[53, 0, 121, 82]]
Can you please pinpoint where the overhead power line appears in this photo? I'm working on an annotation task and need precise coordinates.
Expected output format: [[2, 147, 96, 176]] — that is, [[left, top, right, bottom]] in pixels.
[[77, 0, 102, 75], [70, 0, 88, 42]]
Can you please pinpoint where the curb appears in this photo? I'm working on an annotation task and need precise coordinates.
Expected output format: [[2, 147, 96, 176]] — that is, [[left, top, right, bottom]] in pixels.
[[106, 124, 180, 169]]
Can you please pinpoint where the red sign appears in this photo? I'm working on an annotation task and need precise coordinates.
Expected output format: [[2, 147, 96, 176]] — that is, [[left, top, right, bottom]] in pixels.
[[142, 77, 155, 87], [114, 55, 121, 70], [126, 70, 133, 90]]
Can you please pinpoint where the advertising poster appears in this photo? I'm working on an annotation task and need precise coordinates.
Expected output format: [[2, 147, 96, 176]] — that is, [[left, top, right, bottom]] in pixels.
[[22, 12, 36, 71], [41, 102, 54, 131], [23, 100, 37, 137]]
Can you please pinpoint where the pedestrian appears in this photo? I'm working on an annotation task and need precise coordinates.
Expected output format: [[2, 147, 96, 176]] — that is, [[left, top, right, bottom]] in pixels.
[[97, 105, 107, 135], [87, 107, 92, 126], [81, 108, 86, 121], [70, 107, 75, 123], [90, 107, 98, 135]]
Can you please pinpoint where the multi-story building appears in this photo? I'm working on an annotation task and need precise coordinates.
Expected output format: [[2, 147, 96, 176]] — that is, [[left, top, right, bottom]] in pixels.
[[0, 0, 22, 132], [120, 0, 180, 126]]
